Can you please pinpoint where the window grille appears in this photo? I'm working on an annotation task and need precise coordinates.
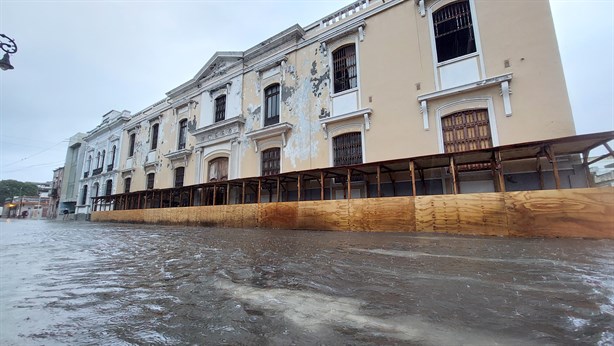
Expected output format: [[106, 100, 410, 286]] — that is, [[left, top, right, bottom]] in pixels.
[[178, 119, 188, 150], [175, 167, 185, 188], [264, 85, 280, 126], [333, 45, 358, 93], [333, 132, 363, 166], [262, 148, 281, 176], [215, 95, 226, 123], [147, 173, 155, 190], [441, 109, 492, 170], [433, 0, 476, 63], [151, 124, 159, 150]]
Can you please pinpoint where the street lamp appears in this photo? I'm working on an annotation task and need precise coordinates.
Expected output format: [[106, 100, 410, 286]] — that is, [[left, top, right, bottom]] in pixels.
[[0, 34, 18, 71]]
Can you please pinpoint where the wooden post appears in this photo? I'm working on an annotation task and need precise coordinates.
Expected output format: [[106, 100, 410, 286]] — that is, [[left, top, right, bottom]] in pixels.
[[276, 177, 281, 202], [347, 169, 352, 199], [376, 165, 381, 197], [320, 171, 325, 200], [257, 178, 262, 203], [213, 185, 217, 206], [495, 151, 506, 192], [226, 183, 231, 205], [410, 160, 417, 196], [545, 145, 561, 189], [449, 157, 458, 195], [242, 181, 246, 204], [297, 174, 302, 201], [189, 187, 193, 206], [537, 156, 545, 190]]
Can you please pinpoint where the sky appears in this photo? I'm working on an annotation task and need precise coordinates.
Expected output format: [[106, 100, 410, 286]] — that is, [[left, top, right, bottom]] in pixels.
[[0, 0, 613, 183]]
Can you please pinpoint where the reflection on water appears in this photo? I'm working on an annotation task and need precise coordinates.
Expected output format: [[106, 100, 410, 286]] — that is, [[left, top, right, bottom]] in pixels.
[[1, 220, 613, 345]]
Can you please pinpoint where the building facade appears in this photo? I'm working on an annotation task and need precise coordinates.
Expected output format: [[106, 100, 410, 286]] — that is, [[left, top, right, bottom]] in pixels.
[[75, 110, 130, 219], [58, 133, 86, 218], [49, 167, 64, 219], [67, 0, 585, 209]]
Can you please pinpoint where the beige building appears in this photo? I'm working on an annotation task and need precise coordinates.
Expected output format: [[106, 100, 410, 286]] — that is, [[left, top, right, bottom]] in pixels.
[[116, 0, 577, 198]]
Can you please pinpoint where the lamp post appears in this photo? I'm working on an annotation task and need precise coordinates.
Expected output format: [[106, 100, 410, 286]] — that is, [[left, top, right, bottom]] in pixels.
[[0, 34, 18, 71]]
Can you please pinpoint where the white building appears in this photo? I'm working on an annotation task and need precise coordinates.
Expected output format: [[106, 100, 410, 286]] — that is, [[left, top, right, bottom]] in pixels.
[[75, 110, 130, 219]]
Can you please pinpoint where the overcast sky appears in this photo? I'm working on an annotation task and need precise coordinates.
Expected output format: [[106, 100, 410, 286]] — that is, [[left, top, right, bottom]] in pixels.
[[1, 0, 612, 183]]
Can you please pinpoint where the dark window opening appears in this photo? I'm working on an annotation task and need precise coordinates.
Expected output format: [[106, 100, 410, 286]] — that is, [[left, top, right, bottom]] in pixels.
[[215, 95, 226, 123], [332, 45, 358, 93], [433, 0, 476, 63], [178, 119, 188, 150], [262, 148, 281, 176], [333, 132, 363, 166], [128, 133, 136, 157], [109, 145, 116, 170], [101, 150, 106, 167], [124, 178, 131, 193], [81, 185, 88, 205], [147, 173, 155, 190], [442, 109, 492, 170], [96, 152, 101, 168], [93, 183, 99, 198], [105, 179, 113, 196], [264, 84, 280, 127], [175, 167, 185, 188], [208, 157, 229, 182], [151, 123, 159, 150]]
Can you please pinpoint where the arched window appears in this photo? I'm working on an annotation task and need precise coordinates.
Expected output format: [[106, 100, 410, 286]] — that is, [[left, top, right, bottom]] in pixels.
[[124, 177, 131, 193], [151, 124, 159, 150], [105, 179, 113, 196], [178, 119, 188, 150], [332, 44, 357, 93], [333, 132, 363, 166], [441, 109, 492, 153], [264, 84, 280, 126], [86, 155, 92, 172], [208, 157, 229, 182], [174, 167, 185, 188], [81, 185, 88, 205], [433, 0, 476, 63], [215, 95, 226, 123], [262, 148, 281, 176]]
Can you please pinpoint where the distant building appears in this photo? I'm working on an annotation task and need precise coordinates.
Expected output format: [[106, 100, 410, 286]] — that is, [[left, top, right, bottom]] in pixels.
[[49, 167, 64, 219], [589, 157, 614, 187], [58, 133, 86, 219]]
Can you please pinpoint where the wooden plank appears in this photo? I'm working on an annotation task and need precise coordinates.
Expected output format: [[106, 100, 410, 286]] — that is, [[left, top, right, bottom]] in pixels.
[[297, 174, 302, 202], [506, 187, 614, 239], [415, 193, 508, 236], [257, 178, 262, 203], [410, 161, 416, 196], [297, 200, 349, 231], [545, 145, 561, 189], [349, 197, 415, 232], [449, 157, 458, 194], [259, 202, 298, 229]]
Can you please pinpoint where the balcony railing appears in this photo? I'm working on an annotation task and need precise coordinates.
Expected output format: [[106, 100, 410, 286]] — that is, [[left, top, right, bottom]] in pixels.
[[92, 167, 103, 176], [107, 164, 114, 172], [83, 171, 89, 178], [320, 0, 370, 28]]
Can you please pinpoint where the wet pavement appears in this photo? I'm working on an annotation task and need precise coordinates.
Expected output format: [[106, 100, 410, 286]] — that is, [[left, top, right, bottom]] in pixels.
[[0, 219, 613, 345]]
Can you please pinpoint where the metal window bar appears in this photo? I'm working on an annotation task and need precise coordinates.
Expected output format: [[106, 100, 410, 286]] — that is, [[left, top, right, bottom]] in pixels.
[[333, 45, 357, 93], [215, 95, 226, 123], [262, 148, 281, 176], [333, 132, 362, 167], [433, 0, 476, 62]]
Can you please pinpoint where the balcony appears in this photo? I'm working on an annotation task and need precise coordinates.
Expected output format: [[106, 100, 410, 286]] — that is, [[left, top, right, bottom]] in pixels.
[[107, 164, 114, 172], [92, 167, 103, 176], [83, 171, 89, 178]]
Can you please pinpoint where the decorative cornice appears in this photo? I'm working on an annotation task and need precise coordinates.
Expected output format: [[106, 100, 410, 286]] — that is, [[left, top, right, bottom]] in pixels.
[[192, 116, 245, 147], [164, 149, 192, 162], [320, 108, 373, 139], [245, 122, 293, 152], [418, 73, 513, 102]]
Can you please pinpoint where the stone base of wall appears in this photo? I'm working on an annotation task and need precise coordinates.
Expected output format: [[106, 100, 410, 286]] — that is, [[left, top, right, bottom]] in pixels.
[[92, 187, 614, 239]]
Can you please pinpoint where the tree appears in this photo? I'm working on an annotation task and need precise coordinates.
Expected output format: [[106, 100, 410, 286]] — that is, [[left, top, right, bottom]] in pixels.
[[0, 180, 39, 204]]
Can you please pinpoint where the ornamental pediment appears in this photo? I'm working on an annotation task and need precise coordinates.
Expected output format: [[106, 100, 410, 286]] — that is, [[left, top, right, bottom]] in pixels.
[[192, 116, 245, 146]]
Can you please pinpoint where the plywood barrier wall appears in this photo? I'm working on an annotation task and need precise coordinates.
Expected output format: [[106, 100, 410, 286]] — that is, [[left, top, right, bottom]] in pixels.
[[91, 187, 614, 239]]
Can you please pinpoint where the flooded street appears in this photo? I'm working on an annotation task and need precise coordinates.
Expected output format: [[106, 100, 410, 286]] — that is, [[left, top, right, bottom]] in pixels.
[[1, 219, 613, 345]]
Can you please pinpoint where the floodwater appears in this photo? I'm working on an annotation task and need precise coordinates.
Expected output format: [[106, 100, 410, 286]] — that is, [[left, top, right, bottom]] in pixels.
[[1, 220, 613, 345]]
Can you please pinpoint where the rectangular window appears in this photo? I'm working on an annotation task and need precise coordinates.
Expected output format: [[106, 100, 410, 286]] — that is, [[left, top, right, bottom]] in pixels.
[[175, 167, 185, 188], [105, 179, 113, 196], [215, 95, 226, 123], [151, 124, 159, 150], [433, 0, 476, 63], [442, 109, 492, 170], [147, 173, 155, 190], [178, 119, 187, 150], [333, 132, 363, 166], [264, 85, 280, 127], [332, 45, 358, 93], [262, 148, 281, 176], [124, 178, 131, 193], [208, 157, 229, 182], [128, 133, 136, 157]]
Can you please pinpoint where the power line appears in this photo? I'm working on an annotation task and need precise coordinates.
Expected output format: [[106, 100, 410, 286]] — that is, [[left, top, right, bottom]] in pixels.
[[2, 139, 69, 168], [1, 161, 65, 173]]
